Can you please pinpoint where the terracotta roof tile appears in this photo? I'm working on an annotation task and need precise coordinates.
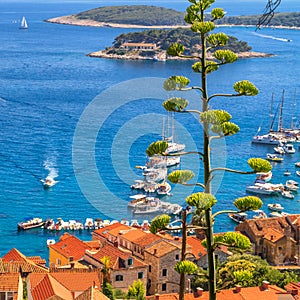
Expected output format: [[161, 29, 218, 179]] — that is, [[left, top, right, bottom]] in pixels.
[[93, 222, 131, 238], [186, 236, 207, 259], [133, 232, 162, 248], [2, 248, 26, 262], [119, 228, 148, 242], [31, 274, 56, 300], [75, 286, 109, 300], [87, 243, 146, 270], [49, 234, 92, 261], [264, 227, 285, 243], [145, 240, 179, 257], [27, 256, 47, 266], [146, 284, 288, 300], [50, 271, 101, 292], [0, 274, 20, 291]]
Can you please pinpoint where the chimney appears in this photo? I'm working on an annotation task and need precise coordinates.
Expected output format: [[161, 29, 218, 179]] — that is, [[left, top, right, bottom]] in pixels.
[[153, 249, 157, 255], [235, 285, 241, 293], [196, 287, 203, 296], [262, 281, 269, 290], [270, 235, 274, 240], [291, 289, 299, 295], [155, 293, 159, 300]]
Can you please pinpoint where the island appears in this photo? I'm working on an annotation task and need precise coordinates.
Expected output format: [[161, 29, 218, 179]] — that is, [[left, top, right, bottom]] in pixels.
[[87, 28, 273, 61], [45, 5, 300, 29]]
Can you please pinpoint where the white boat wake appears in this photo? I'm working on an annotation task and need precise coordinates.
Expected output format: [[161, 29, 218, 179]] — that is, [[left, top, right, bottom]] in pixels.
[[252, 32, 292, 42], [43, 159, 58, 180]]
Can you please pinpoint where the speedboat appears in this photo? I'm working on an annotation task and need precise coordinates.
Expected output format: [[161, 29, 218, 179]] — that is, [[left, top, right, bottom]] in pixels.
[[285, 181, 298, 192], [283, 143, 296, 154], [268, 203, 284, 212], [266, 153, 283, 162], [41, 177, 57, 189], [252, 209, 267, 219], [274, 146, 285, 155], [228, 212, 247, 223], [255, 171, 272, 183]]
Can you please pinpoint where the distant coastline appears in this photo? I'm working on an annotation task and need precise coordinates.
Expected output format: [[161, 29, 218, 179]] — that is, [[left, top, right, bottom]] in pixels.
[[45, 15, 300, 30]]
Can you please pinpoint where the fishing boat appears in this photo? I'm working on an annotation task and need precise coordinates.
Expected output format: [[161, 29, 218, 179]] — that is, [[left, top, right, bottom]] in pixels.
[[266, 153, 283, 162], [228, 212, 247, 223], [268, 203, 284, 212], [19, 16, 28, 29], [17, 217, 44, 230]]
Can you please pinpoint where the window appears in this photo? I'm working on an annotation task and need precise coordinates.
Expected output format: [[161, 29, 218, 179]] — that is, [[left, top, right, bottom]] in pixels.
[[56, 258, 61, 266], [0, 292, 13, 300], [116, 275, 123, 281], [138, 272, 144, 279], [128, 258, 133, 266], [162, 269, 167, 276], [175, 254, 179, 260], [149, 265, 152, 272], [162, 283, 167, 291]]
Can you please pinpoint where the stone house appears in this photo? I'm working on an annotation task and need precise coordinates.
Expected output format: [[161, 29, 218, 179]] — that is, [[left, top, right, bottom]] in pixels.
[[83, 241, 148, 292], [236, 214, 300, 265], [0, 273, 23, 300]]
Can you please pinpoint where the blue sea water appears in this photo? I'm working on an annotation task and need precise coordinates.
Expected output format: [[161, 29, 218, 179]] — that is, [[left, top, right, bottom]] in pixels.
[[0, 0, 300, 261]]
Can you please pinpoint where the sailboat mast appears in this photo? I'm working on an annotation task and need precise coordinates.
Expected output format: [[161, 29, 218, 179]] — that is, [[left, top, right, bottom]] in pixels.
[[291, 88, 296, 129], [278, 89, 284, 132], [269, 92, 274, 132]]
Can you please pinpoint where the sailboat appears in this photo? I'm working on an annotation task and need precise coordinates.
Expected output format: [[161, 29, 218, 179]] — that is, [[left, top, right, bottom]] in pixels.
[[19, 16, 28, 30]]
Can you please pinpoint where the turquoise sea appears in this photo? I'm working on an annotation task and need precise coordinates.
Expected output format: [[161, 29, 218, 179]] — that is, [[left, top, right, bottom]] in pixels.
[[0, 0, 300, 261]]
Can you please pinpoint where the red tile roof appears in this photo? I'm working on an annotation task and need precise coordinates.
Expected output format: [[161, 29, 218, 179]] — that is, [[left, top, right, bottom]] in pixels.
[[50, 271, 101, 292], [263, 227, 285, 243], [75, 286, 109, 300], [93, 222, 131, 239], [145, 240, 179, 257], [49, 234, 92, 261], [87, 242, 146, 269], [186, 236, 207, 259], [146, 284, 289, 300], [133, 232, 162, 248], [0, 274, 20, 291]]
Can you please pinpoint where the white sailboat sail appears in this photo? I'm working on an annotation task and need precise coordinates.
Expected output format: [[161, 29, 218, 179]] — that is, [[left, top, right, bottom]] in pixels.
[[19, 16, 28, 29]]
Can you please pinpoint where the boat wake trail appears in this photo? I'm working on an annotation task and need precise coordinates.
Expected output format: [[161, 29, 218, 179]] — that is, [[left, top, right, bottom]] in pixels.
[[252, 32, 292, 42], [43, 159, 58, 179]]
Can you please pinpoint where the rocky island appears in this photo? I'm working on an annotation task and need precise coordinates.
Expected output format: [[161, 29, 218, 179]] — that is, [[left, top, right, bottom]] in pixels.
[[45, 5, 300, 61]]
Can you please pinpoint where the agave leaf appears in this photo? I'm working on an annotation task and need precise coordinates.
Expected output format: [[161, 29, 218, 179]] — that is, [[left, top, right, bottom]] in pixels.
[[174, 260, 198, 275], [211, 8, 225, 20], [191, 21, 215, 34], [233, 80, 259, 96], [163, 97, 189, 112], [146, 141, 168, 157], [214, 49, 238, 64], [150, 214, 171, 234], [164, 76, 190, 91], [167, 42, 185, 57], [207, 32, 228, 46], [234, 196, 263, 211], [186, 192, 217, 210], [168, 170, 194, 184], [247, 158, 272, 173]]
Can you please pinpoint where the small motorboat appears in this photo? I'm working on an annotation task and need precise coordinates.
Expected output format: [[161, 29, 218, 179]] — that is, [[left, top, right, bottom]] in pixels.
[[295, 162, 300, 168], [266, 153, 283, 162], [228, 212, 247, 223], [274, 146, 285, 155], [283, 143, 296, 154], [284, 170, 291, 176], [41, 177, 57, 189], [47, 239, 56, 246], [268, 203, 284, 212], [281, 190, 294, 199], [252, 209, 267, 219], [297, 171, 300, 177], [287, 179, 299, 186], [269, 211, 282, 218], [17, 217, 44, 230]]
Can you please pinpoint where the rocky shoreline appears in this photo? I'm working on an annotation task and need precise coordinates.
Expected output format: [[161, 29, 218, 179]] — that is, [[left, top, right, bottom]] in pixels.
[[87, 50, 274, 61]]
